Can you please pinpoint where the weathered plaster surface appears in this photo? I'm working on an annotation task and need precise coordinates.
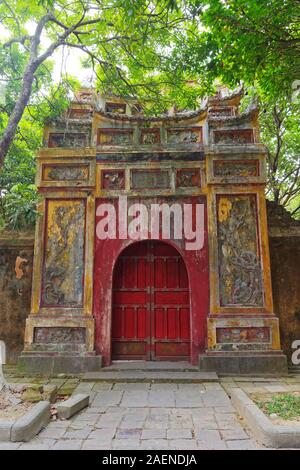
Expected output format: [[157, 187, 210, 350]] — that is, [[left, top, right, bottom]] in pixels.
[[0, 238, 34, 362]]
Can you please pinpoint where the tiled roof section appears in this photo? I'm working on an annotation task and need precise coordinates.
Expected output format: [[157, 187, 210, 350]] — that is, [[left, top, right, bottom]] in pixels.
[[207, 84, 244, 106], [208, 100, 259, 125], [49, 85, 249, 124], [94, 105, 208, 122]]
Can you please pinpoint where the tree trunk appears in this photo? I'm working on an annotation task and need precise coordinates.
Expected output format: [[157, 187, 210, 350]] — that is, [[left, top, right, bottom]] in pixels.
[[0, 65, 36, 167]]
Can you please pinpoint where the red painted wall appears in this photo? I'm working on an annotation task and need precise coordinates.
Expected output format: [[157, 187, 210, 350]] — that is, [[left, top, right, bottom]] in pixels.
[[93, 196, 209, 365]]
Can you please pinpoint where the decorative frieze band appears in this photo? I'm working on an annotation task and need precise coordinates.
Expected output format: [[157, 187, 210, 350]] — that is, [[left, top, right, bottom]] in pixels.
[[48, 132, 89, 148], [214, 129, 254, 144], [97, 128, 134, 146], [167, 127, 203, 145], [42, 164, 90, 182], [97, 164, 203, 194], [216, 327, 270, 344], [131, 169, 171, 189], [213, 160, 259, 178], [34, 327, 86, 344]]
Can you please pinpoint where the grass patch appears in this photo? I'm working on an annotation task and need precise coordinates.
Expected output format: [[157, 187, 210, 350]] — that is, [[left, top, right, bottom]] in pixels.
[[254, 393, 300, 420]]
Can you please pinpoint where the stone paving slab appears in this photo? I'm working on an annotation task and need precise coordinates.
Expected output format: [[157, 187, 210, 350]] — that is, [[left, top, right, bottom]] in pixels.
[[40, 380, 260, 450], [3, 376, 290, 450], [90, 391, 123, 407]]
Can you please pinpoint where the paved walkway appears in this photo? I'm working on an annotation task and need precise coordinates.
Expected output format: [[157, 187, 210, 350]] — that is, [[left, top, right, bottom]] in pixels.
[[0, 381, 261, 450], [2, 369, 300, 450]]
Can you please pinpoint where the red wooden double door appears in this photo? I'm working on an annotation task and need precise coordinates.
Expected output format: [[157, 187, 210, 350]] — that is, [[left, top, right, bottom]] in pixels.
[[112, 241, 191, 361]]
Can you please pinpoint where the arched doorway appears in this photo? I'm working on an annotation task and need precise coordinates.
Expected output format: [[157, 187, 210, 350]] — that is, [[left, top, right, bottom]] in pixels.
[[111, 240, 191, 361]]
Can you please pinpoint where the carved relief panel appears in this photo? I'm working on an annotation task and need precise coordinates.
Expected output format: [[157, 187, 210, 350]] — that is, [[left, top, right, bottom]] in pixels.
[[217, 194, 263, 307], [42, 199, 86, 307], [140, 128, 160, 144], [34, 327, 86, 343], [131, 169, 171, 189], [76, 91, 94, 102], [105, 102, 127, 114], [214, 129, 254, 144], [48, 132, 88, 148], [167, 127, 203, 145], [213, 160, 259, 178], [42, 164, 90, 182], [176, 168, 201, 188], [67, 109, 92, 119], [208, 107, 235, 117], [216, 327, 270, 344], [97, 129, 133, 146], [102, 170, 125, 190]]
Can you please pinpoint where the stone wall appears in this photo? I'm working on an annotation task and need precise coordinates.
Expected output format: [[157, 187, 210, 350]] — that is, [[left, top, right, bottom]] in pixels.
[[268, 202, 300, 363], [270, 236, 300, 363], [0, 235, 34, 363]]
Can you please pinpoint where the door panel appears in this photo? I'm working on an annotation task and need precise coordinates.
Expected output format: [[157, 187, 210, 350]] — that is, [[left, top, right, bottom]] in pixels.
[[112, 241, 190, 361]]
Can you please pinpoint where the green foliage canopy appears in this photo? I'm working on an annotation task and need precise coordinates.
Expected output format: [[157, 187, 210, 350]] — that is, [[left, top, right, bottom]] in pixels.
[[0, 0, 299, 225]]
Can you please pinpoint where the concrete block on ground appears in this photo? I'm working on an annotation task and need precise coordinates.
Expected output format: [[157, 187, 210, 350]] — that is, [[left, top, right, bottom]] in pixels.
[[57, 394, 90, 419], [0, 421, 12, 442], [11, 401, 51, 442]]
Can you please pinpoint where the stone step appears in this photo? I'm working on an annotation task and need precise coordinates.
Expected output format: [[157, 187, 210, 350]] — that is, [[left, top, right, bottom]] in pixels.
[[82, 370, 218, 383], [288, 366, 300, 374], [101, 361, 199, 372]]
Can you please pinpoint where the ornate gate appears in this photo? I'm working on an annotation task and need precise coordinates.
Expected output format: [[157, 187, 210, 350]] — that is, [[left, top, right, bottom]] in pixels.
[[112, 241, 190, 361]]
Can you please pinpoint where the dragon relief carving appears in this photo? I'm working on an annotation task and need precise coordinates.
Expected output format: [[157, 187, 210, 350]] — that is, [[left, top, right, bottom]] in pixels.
[[218, 196, 263, 306], [44, 266, 66, 305], [42, 202, 85, 306]]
